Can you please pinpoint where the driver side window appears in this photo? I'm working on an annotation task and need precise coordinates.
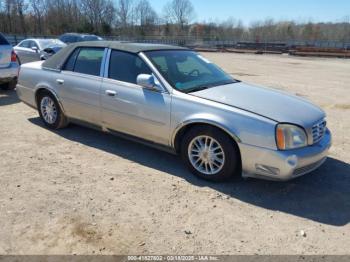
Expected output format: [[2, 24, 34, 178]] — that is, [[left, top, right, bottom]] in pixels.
[[108, 50, 152, 84], [29, 41, 39, 50], [19, 40, 30, 48]]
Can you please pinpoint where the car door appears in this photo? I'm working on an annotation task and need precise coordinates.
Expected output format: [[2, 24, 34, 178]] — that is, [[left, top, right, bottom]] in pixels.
[[56, 47, 106, 125], [28, 41, 41, 61], [101, 50, 171, 146], [14, 40, 31, 64], [15, 40, 40, 63]]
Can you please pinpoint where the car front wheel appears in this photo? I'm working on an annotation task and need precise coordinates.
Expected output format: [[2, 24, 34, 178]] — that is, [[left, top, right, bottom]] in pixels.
[[37, 91, 68, 129], [181, 126, 241, 182]]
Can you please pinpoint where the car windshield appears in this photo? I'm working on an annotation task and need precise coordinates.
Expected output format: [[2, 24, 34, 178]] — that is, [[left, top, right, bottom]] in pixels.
[[39, 39, 65, 49], [145, 50, 238, 93]]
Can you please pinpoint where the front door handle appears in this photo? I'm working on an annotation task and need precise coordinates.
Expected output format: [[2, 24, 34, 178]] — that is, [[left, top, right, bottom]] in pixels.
[[56, 79, 64, 85], [105, 90, 117, 97]]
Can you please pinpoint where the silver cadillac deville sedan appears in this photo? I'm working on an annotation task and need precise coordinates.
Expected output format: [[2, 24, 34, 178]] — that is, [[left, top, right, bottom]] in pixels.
[[16, 41, 332, 181]]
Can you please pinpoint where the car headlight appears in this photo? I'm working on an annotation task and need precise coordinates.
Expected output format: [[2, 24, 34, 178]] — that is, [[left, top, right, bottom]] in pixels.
[[276, 124, 308, 150]]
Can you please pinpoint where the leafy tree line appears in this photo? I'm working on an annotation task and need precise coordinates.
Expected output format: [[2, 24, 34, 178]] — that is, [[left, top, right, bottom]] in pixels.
[[0, 0, 349, 42]]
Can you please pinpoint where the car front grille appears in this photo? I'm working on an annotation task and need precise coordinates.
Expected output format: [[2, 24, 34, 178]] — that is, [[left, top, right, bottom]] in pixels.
[[312, 119, 327, 144]]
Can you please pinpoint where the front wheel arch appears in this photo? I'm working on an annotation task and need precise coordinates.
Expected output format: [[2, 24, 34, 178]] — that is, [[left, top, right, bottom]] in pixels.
[[174, 123, 242, 174], [173, 122, 241, 153], [179, 124, 242, 181]]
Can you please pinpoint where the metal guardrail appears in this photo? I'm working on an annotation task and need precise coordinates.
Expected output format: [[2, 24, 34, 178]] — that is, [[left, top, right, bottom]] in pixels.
[[3, 33, 350, 52]]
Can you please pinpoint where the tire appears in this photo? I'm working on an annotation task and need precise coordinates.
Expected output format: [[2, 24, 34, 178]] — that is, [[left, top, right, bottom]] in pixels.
[[37, 91, 68, 129], [0, 79, 17, 90], [181, 126, 241, 182]]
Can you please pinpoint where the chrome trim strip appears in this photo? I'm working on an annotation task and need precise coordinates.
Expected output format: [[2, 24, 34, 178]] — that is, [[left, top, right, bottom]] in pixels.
[[103, 48, 112, 78], [100, 48, 109, 77], [171, 119, 242, 149]]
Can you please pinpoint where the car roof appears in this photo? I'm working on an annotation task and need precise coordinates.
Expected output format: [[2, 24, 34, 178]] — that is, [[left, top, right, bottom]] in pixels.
[[73, 41, 187, 53], [21, 38, 57, 42], [43, 41, 189, 71]]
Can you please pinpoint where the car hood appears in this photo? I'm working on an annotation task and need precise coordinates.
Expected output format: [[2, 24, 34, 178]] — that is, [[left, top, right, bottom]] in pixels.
[[191, 82, 325, 126]]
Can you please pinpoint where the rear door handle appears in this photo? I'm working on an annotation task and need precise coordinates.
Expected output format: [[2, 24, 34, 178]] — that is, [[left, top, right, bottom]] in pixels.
[[105, 90, 117, 97], [56, 79, 64, 85]]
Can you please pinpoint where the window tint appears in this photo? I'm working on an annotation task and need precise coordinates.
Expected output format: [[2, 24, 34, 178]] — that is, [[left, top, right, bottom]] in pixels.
[[64, 48, 80, 71], [109, 50, 152, 84], [152, 56, 168, 73], [0, 33, 9, 45], [73, 48, 104, 76], [146, 50, 235, 93], [19, 40, 30, 48]]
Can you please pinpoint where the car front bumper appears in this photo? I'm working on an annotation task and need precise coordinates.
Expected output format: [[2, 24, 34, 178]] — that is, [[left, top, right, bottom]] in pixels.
[[239, 129, 332, 181], [0, 62, 19, 83]]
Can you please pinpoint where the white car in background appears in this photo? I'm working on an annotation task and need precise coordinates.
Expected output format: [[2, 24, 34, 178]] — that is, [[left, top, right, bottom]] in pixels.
[[0, 33, 19, 90], [14, 38, 66, 64]]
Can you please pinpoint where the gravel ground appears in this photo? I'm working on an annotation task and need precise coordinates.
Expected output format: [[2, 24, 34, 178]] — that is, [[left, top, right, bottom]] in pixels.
[[0, 53, 349, 255]]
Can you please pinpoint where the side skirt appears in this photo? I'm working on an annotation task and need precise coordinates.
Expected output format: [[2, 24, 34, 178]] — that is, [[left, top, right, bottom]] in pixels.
[[68, 118, 177, 155], [107, 128, 177, 155]]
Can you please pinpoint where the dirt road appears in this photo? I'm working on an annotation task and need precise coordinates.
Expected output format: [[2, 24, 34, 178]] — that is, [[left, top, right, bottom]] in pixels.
[[0, 53, 349, 255]]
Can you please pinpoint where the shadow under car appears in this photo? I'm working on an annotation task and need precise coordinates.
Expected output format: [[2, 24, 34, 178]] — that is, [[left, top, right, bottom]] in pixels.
[[29, 117, 350, 227]]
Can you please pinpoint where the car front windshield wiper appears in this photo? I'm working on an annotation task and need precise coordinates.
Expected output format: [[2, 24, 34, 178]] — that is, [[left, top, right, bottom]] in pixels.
[[185, 85, 212, 93], [185, 80, 238, 93]]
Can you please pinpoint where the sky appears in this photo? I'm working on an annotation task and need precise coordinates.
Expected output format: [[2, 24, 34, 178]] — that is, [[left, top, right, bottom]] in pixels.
[[150, 0, 350, 25]]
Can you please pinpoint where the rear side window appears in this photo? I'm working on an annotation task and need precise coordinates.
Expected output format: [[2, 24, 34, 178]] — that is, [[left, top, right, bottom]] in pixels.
[[64, 48, 80, 71], [109, 50, 152, 84], [0, 34, 10, 45], [64, 47, 104, 76]]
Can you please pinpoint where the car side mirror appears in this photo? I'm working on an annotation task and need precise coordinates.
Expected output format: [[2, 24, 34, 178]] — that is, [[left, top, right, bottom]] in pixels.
[[31, 46, 39, 52], [137, 74, 161, 91]]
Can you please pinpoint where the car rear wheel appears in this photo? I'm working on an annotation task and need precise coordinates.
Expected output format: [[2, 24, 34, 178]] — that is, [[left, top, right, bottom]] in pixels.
[[181, 126, 241, 182], [37, 91, 68, 129]]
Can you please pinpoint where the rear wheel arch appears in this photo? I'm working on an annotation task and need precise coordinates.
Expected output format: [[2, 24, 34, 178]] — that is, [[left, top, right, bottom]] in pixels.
[[36, 89, 68, 129], [35, 87, 64, 113]]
